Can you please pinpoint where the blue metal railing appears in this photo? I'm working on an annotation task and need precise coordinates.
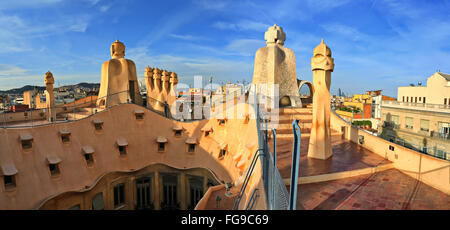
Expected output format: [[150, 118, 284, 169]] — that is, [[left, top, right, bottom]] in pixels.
[[245, 189, 260, 210], [232, 149, 264, 210], [271, 128, 277, 209], [289, 119, 301, 210]]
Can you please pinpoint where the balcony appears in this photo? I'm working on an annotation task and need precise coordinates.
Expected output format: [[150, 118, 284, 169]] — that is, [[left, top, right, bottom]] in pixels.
[[381, 101, 450, 114], [438, 132, 450, 140]]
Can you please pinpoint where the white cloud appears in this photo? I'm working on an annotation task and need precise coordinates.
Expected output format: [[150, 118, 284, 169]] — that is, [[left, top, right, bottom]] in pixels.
[[226, 39, 264, 56], [0, 64, 28, 77], [0, 12, 92, 54], [379, 0, 424, 19], [193, 0, 228, 10], [0, 0, 64, 10], [136, 8, 201, 48], [86, 0, 101, 6], [169, 34, 203, 41], [127, 46, 252, 85], [213, 20, 271, 31], [305, 0, 352, 11], [321, 24, 368, 41], [68, 16, 91, 32], [100, 4, 111, 12]]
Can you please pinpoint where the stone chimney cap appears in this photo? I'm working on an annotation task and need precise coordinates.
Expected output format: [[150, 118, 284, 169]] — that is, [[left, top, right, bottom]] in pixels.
[[264, 24, 286, 46]]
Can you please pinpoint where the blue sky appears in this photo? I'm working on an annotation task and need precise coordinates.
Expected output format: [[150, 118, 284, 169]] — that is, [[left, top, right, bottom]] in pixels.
[[0, 0, 449, 97]]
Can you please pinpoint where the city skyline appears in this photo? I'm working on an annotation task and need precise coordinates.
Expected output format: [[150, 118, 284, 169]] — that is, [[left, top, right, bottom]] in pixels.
[[0, 0, 449, 97]]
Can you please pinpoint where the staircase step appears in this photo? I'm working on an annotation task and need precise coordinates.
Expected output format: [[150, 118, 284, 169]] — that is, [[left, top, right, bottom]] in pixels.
[[275, 122, 312, 129], [274, 131, 342, 139], [275, 128, 311, 134], [277, 108, 312, 115], [278, 118, 312, 124]]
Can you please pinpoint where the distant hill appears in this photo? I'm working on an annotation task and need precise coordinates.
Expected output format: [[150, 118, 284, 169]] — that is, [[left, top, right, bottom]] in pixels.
[[0, 82, 100, 95], [0, 85, 46, 95]]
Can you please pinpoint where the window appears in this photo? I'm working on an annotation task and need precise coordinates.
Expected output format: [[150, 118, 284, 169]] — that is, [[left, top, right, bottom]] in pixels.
[[415, 97, 417, 103], [49, 163, 60, 176], [445, 98, 448, 105], [136, 177, 153, 210], [21, 140, 32, 150], [188, 144, 196, 153], [405, 117, 413, 129], [119, 146, 127, 156], [114, 183, 126, 208], [116, 139, 128, 156], [20, 134, 33, 150], [174, 130, 182, 137], [218, 149, 227, 160], [4, 175, 15, 190], [92, 119, 103, 130], [423, 97, 426, 103], [135, 113, 144, 120], [161, 174, 179, 210], [61, 134, 70, 143], [188, 177, 204, 210], [218, 119, 226, 126], [437, 122, 450, 139], [84, 153, 94, 166], [391, 115, 399, 128], [158, 143, 165, 152], [95, 123, 102, 130], [402, 96, 405, 102], [92, 192, 105, 210], [420, 119, 429, 132]]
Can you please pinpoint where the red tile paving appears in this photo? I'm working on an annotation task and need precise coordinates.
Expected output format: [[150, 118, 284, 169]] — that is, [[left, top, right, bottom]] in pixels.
[[288, 169, 450, 210], [270, 135, 391, 179]]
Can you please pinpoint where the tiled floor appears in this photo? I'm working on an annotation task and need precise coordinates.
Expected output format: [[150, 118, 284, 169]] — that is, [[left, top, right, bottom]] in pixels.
[[289, 169, 450, 210], [271, 135, 391, 179]]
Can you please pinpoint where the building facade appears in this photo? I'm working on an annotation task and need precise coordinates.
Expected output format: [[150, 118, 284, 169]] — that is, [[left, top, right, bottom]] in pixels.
[[379, 72, 450, 160], [398, 72, 450, 105]]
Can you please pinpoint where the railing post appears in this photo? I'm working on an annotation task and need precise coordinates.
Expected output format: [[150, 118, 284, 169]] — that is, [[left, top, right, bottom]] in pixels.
[[289, 119, 301, 210], [30, 108, 33, 127], [272, 128, 277, 168], [272, 128, 277, 209], [232, 149, 263, 210]]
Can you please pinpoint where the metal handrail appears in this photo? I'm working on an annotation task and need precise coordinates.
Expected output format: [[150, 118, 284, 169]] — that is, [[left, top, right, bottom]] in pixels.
[[232, 148, 264, 210], [245, 188, 259, 210], [271, 128, 277, 209], [289, 119, 301, 210]]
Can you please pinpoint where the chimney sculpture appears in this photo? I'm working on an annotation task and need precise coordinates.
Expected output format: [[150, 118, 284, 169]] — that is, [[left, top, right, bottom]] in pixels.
[[44, 71, 56, 122], [307, 39, 334, 160]]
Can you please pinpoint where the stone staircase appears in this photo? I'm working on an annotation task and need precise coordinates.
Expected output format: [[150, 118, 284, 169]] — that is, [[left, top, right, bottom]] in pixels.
[[268, 105, 340, 139], [267, 105, 342, 173], [267, 105, 393, 190]]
